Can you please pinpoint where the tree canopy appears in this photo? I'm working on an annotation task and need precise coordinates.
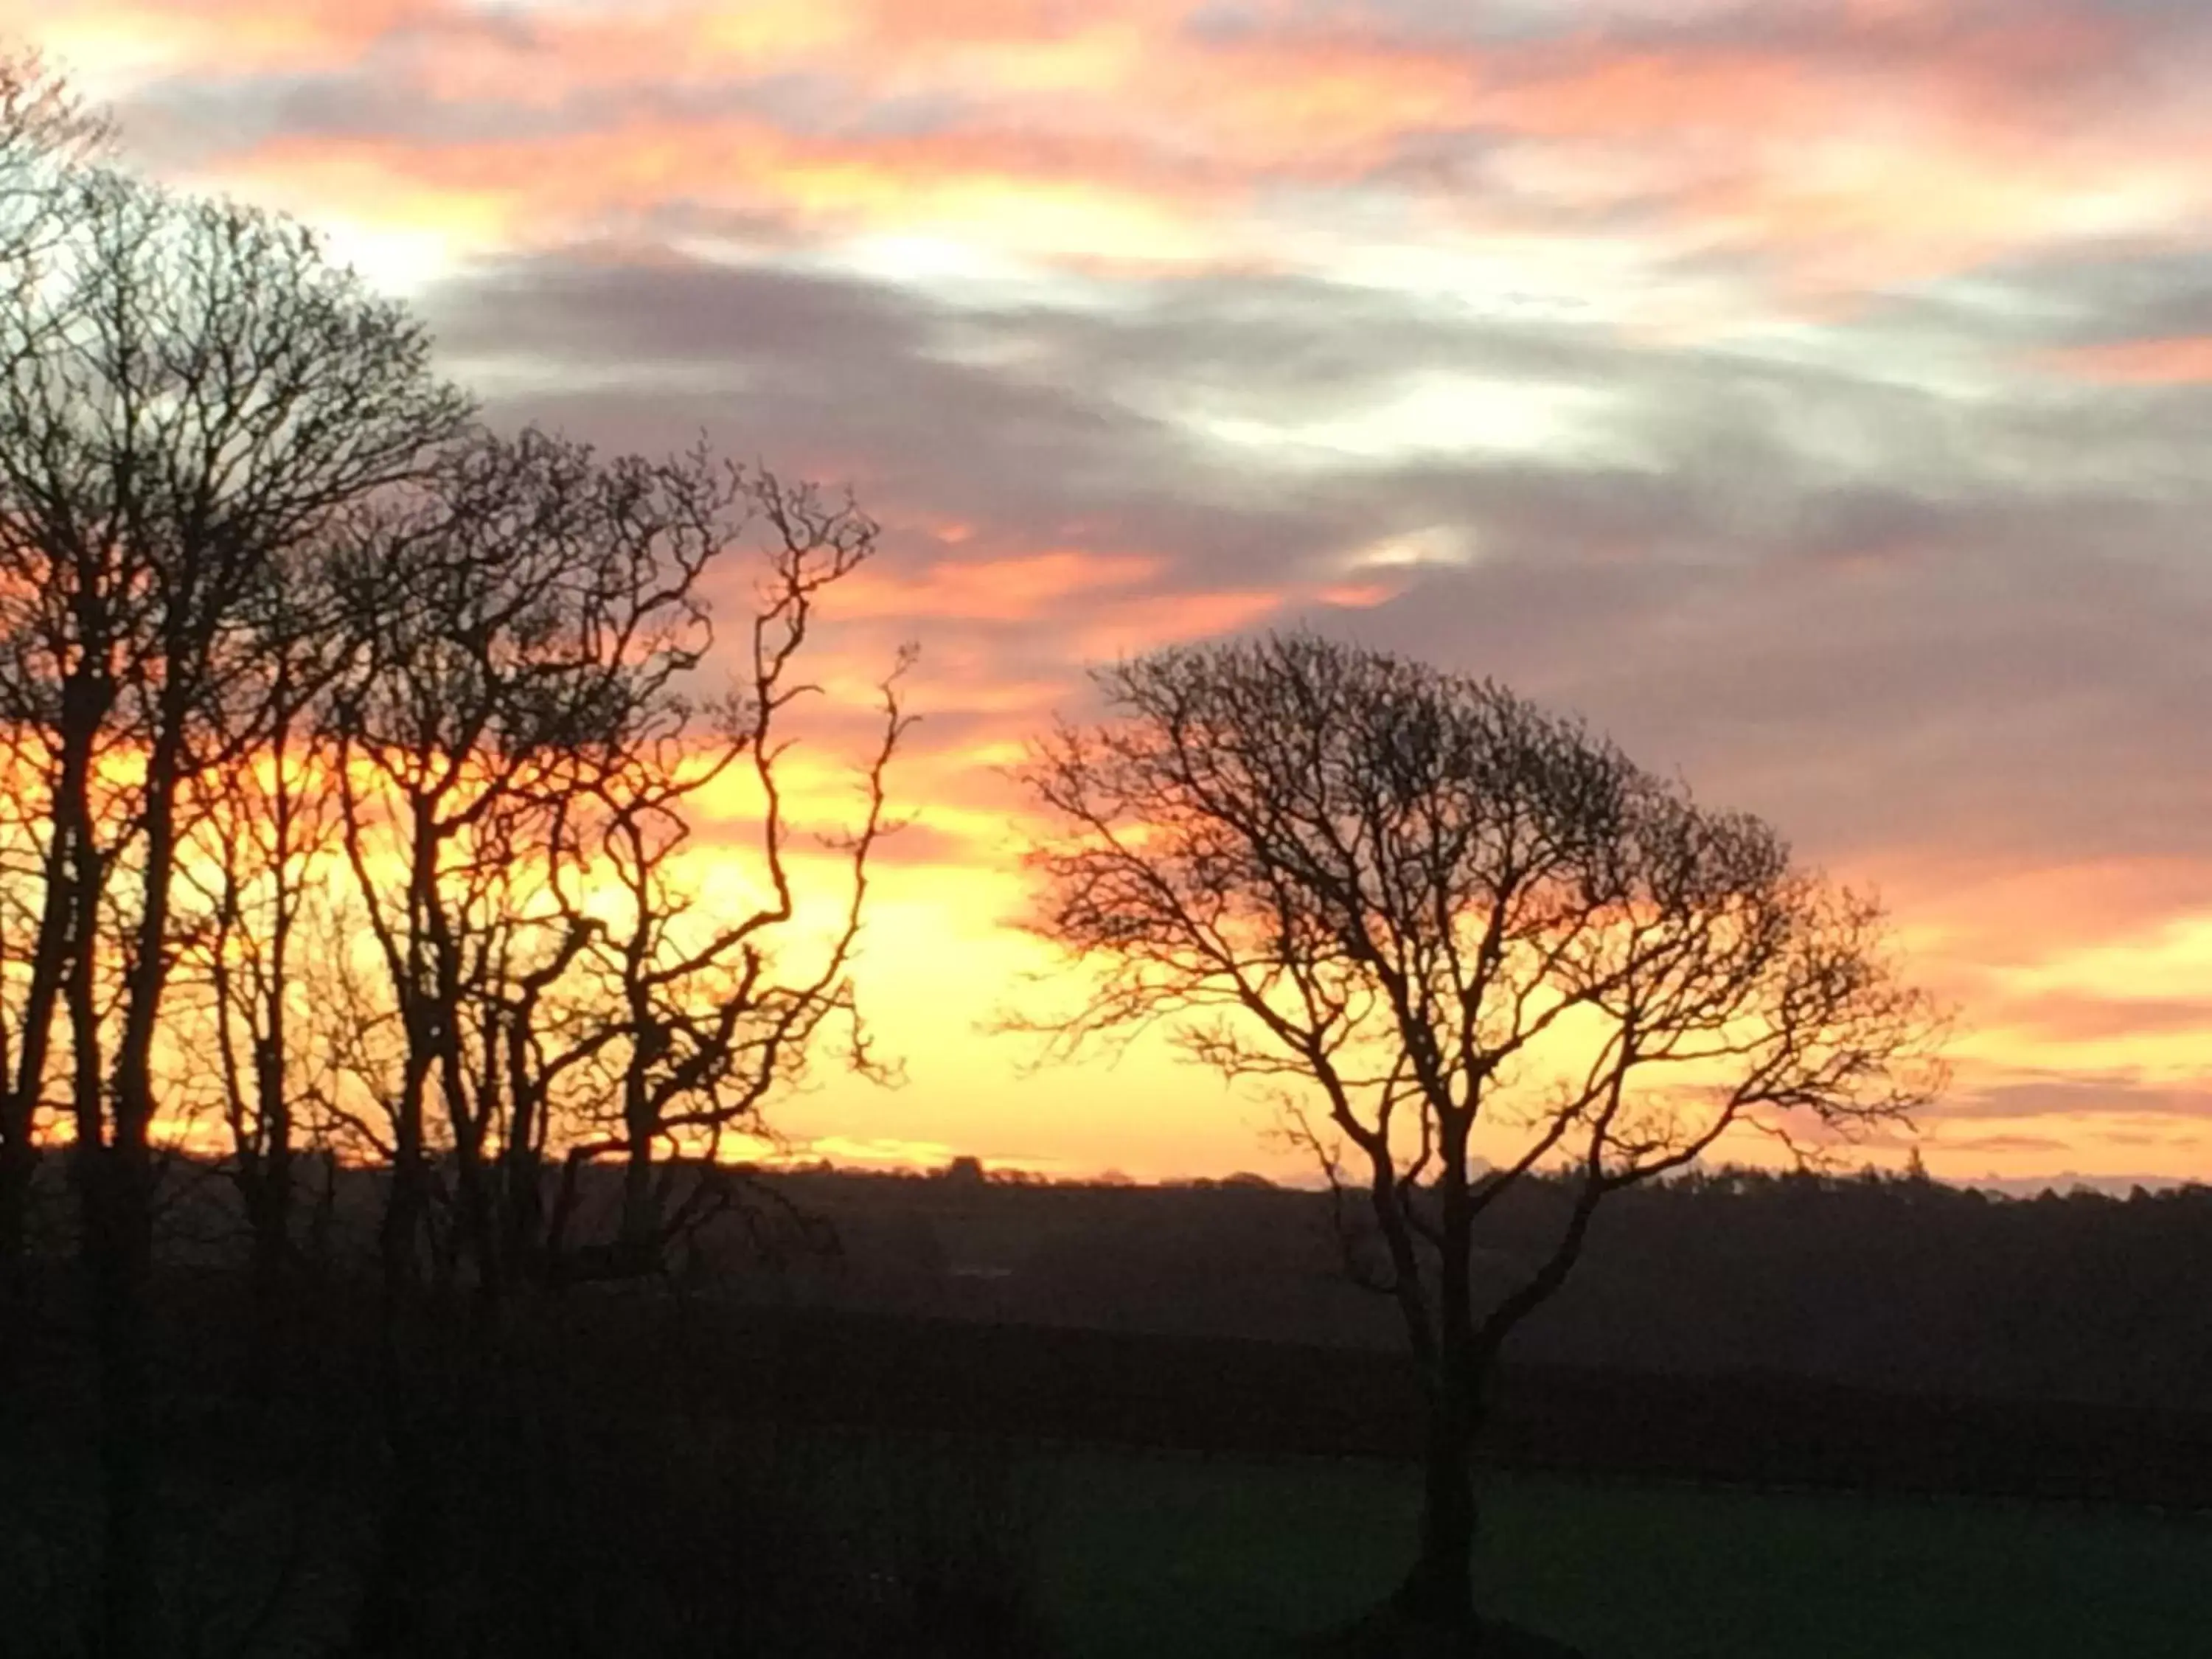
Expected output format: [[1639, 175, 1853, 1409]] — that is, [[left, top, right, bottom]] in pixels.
[[1016, 630, 1947, 1629]]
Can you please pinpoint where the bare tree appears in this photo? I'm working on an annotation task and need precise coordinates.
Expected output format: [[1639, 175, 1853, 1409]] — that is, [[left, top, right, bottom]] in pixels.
[[174, 529, 355, 1307], [330, 431, 907, 1306], [1014, 633, 1945, 1638], [325, 428, 706, 1308], [0, 46, 108, 1318], [543, 474, 911, 1281], [0, 167, 468, 1657], [0, 46, 106, 268], [325, 431, 911, 1656]]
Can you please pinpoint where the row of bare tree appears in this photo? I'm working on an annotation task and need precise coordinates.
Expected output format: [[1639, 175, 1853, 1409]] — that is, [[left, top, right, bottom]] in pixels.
[[0, 56, 911, 1657]]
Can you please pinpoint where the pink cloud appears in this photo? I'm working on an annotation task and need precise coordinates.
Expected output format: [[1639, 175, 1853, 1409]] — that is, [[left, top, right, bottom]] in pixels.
[[2048, 337, 2212, 386], [1071, 588, 1287, 657], [21, 0, 440, 77], [829, 549, 1163, 623], [42, 0, 2212, 296]]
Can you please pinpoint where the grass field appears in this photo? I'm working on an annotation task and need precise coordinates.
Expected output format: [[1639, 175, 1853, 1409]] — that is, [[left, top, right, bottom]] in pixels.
[[1035, 1451, 2212, 1658]]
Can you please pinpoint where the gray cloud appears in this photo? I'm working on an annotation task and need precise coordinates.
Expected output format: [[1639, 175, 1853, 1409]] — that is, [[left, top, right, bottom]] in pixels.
[[418, 242, 2212, 890]]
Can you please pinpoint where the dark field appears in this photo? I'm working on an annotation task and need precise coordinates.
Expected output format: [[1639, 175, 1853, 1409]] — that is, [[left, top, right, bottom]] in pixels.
[[734, 1303, 2212, 1509], [4, 1276, 2211, 1656], [7, 1171, 2212, 1655], [1034, 1450, 2212, 1659]]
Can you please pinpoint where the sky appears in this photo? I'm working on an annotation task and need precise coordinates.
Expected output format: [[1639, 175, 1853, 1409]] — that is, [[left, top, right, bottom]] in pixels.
[[16, 0, 2212, 1187]]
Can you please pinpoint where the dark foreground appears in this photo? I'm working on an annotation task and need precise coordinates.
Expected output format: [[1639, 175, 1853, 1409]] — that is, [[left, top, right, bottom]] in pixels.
[[3, 1276, 2208, 1655]]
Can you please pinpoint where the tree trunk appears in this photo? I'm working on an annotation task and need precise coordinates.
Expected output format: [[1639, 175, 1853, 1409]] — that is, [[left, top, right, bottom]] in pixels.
[[254, 689, 300, 1307], [0, 869, 66, 1268], [86, 1140, 157, 1659], [249, 895, 295, 1306], [0, 1121, 38, 1376], [1397, 1113, 1484, 1639], [0, 720, 98, 1340], [246, 1147, 291, 1300], [243, 1129, 293, 1385], [381, 1046, 431, 1307], [618, 1135, 658, 1273], [92, 717, 188, 1659], [1395, 1377, 1480, 1634]]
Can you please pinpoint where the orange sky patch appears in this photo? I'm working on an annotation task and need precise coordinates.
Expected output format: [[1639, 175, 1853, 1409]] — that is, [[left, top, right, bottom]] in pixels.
[[1068, 588, 1289, 658]]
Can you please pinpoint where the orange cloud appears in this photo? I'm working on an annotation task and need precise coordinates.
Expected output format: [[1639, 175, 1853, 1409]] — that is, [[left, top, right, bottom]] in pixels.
[[1317, 580, 1401, 610]]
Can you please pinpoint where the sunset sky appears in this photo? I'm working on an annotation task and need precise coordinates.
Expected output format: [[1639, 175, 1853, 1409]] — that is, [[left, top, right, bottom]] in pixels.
[[19, 0, 2212, 1187]]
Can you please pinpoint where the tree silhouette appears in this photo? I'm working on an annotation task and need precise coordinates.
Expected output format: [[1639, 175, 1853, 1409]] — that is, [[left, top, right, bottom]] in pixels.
[[322, 430, 908, 1307], [0, 164, 467, 1655], [0, 46, 111, 1329], [540, 470, 911, 1280], [1015, 632, 1945, 1638]]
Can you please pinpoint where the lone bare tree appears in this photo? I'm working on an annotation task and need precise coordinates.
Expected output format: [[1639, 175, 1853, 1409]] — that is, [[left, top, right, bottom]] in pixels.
[[1015, 633, 1944, 1641]]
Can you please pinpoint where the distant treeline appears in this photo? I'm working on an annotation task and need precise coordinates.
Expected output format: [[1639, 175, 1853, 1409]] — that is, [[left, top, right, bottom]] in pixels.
[[22, 1154, 2202, 1417], [692, 1163, 2212, 1416]]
